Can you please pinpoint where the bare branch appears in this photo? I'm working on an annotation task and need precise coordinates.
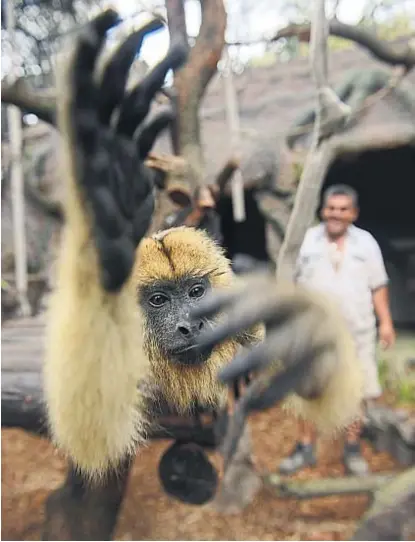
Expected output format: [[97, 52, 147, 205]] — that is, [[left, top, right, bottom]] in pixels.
[[1, 79, 56, 125], [144, 151, 188, 176], [213, 157, 239, 193], [167, 0, 227, 193], [329, 20, 415, 70], [276, 0, 337, 281], [166, 0, 189, 45], [24, 183, 64, 222], [271, 20, 415, 70], [266, 472, 394, 499]]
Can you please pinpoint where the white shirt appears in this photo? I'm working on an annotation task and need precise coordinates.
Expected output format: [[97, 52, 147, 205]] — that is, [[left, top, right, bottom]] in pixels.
[[295, 224, 388, 334]]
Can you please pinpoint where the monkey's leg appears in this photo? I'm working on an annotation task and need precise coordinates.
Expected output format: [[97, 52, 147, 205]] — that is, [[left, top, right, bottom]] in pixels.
[[43, 459, 132, 541]]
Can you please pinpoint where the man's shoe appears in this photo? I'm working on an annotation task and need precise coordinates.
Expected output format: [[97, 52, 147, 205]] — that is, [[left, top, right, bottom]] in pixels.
[[278, 442, 317, 475], [343, 442, 369, 476]]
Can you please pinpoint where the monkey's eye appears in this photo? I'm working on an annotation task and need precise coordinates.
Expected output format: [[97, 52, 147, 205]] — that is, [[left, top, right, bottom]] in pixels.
[[189, 284, 205, 299], [148, 293, 169, 307]]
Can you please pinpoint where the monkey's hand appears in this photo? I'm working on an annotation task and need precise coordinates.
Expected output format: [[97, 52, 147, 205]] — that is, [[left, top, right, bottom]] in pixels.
[[192, 274, 360, 465], [62, 10, 187, 292]]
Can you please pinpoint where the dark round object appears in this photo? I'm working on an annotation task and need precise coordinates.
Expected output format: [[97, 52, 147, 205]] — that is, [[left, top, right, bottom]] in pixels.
[[167, 187, 192, 207], [158, 441, 218, 505]]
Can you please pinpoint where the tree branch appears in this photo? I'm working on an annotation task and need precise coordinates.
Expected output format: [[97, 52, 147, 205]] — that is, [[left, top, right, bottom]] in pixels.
[[167, 0, 226, 194], [271, 21, 415, 70], [213, 157, 239, 193], [265, 472, 394, 499], [166, 0, 188, 45], [1, 78, 56, 125], [24, 182, 64, 222], [276, 0, 339, 281]]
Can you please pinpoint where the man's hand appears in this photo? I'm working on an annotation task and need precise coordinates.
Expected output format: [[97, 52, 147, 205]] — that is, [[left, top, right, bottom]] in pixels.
[[379, 321, 396, 350]]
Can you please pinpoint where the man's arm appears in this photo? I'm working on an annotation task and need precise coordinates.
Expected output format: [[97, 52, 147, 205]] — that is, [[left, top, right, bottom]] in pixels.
[[366, 235, 396, 349], [373, 286, 395, 348], [373, 286, 393, 325]]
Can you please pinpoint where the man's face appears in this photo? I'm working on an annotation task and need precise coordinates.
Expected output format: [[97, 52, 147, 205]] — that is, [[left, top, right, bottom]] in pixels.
[[321, 194, 358, 237]]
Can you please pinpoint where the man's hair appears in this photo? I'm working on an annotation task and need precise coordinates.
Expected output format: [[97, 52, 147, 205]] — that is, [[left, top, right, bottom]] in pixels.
[[322, 184, 358, 208]]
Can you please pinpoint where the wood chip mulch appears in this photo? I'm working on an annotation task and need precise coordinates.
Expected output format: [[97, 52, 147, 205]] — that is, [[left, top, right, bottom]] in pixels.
[[1, 404, 403, 541]]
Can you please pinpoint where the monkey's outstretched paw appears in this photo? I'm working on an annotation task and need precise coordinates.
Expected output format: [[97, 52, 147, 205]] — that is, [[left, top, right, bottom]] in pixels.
[[192, 274, 339, 464], [66, 10, 187, 292]]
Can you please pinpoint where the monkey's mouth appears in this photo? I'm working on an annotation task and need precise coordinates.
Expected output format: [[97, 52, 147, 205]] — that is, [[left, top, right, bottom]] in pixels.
[[169, 345, 207, 366]]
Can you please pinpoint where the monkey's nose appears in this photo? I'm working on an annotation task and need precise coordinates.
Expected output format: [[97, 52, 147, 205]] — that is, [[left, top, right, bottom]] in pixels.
[[177, 320, 204, 337]]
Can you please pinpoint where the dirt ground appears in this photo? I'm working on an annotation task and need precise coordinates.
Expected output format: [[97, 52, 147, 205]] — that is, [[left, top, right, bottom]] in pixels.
[[1, 403, 402, 542]]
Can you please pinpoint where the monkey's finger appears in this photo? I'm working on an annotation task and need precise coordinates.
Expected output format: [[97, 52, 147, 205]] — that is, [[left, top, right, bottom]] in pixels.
[[96, 234, 136, 293], [98, 20, 164, 125], [136, 108, 174, 158], [139, 39, 188, 100], [190, 272, 273, 320], [195, 295, 308, 356], [190, 289, 239, 320], [218, 312, 315, 383], [222, 354, 310, 466], [91, 185, 127, 239], [132, 190, 155, 244], [243, 351, 313, 412], [117, 40, 188, 135], [72, 10, 120, 116], [237, 334, 330, 414]]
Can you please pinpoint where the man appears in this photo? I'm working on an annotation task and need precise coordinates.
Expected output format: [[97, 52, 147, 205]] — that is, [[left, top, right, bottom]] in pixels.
[[279, 184, 395, 476]]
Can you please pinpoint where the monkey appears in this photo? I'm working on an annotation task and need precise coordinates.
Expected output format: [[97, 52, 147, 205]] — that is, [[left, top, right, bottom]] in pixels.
[[43, 8, 259, 484], [42, 10, 364, 539]]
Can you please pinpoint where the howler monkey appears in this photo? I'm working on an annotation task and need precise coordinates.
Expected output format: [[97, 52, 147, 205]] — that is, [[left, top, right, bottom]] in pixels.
[[43, 10, 363, 540]]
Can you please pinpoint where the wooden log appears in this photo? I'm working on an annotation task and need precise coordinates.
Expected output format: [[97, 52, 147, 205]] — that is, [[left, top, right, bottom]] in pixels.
[[1, 371, 48, 435], [265, 472, 394, 499], [352, 467, 415, 540], [0, 366, 221, 448]]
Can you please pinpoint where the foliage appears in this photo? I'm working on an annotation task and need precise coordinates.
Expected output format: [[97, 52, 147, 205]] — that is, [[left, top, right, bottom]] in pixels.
[[378, 358, 415, 406], [1, 0, 101, 84]]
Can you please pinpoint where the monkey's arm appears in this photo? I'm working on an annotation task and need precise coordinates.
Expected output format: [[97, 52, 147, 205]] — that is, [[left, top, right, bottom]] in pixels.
[[43, 11, 187, 480], [192, 274, 363, 465]]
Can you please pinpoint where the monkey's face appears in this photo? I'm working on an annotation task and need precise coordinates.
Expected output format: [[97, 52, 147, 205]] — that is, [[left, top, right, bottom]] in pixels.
[[134, 227, 243, 412], [140, 275, 212, 366]]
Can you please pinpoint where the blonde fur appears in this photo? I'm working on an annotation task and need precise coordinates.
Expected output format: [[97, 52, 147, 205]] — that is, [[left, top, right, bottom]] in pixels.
[[43, 49, 149, 482], [282, 287, 364, 434]]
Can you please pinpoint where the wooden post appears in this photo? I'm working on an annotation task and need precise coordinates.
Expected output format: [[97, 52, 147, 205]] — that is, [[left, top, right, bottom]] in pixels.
[[6, 0, 31, 316], [222, 47, 246, 222]]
